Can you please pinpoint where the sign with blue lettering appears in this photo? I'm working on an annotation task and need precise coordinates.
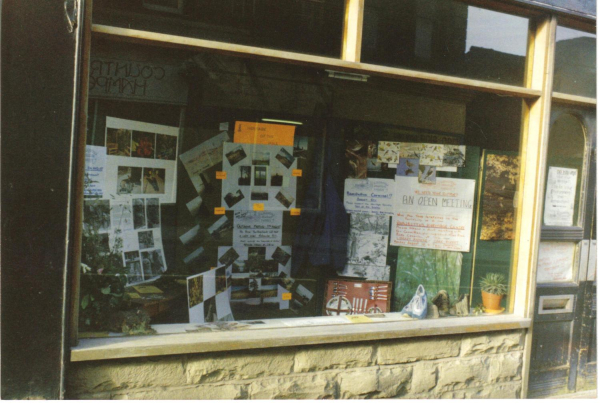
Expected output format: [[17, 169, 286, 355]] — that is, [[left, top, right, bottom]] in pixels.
[[343, 178, 395, 216]]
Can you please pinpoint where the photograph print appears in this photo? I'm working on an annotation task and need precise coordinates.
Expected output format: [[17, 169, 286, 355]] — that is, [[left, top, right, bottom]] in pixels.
[[238, 166, 251, 186], [396, 158, 419, 177], [141, 249, 166, 279], [117, 166, 142, 195], [293, 136, 308, 159], [418, 165, 436, 184], [138, 230, 155, 250], [132, 131, 156, 159], [188, 274, 203, 308], [142, 168, 166, 194], [224, 189, 245, 208], [250, 188, 269, 201], [218, 247, 240, 267], [146, 198, 160, 228], [155, 134, 177, 160], [271, 246, 291, 266], [275, 189, 295, 208], [254, 166, 267, 186], [132, 198, 146, 229], [83, 199, 111, 233], [442, 145, 466, 167], [215, 266, 227, 294], [207, 215, 233, 240], [124, 251, 144, 284], [106, 128, 132, 157], [225, 145, 247, 166], [270, 167, 285, 187], [252, 151, 270, 166], [203, 296, 218, 323], [275, 147, 295, 169]]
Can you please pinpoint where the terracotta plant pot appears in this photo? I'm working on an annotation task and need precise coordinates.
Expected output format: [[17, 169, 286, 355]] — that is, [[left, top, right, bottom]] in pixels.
[[481, 291, 503, 310]]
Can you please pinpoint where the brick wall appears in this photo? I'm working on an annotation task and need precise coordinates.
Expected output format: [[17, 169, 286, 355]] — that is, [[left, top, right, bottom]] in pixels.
[[66, 329, 525, 399]]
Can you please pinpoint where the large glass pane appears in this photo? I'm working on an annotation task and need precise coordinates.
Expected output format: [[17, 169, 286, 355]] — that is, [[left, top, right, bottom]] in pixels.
[[554, 26, 596, 98], [93, 0, 345, 58], [78, 36, 525, 337], [543, 113, 587, 227], [361, 0, 530, 86]]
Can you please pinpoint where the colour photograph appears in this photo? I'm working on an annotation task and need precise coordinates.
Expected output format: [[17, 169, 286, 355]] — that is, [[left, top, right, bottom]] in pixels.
[[138, 230, 154, 250], [155, 134, 177, 160], [188, 275, 203, 308], [254, 166, 267, 186], [224, 189, 245, 208], [106, 128, 132, 157], [275, 189, 294, 208], [117, 166, 142, 195], [142, 168, 166, 194], [132, 131, 156, 159], [238, 166, 251, 186], [275, 147, 295, 169]]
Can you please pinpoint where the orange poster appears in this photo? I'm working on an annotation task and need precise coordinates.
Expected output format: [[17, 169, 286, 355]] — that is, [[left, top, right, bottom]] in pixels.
[[233, 121, 295, 146]]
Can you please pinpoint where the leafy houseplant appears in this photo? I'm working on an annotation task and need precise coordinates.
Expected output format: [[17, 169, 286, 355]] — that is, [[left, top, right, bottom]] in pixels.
[[479, 273, 508, 311]]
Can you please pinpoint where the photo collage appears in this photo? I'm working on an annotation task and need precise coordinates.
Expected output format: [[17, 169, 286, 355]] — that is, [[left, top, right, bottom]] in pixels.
[[187, 266, 234, 324]]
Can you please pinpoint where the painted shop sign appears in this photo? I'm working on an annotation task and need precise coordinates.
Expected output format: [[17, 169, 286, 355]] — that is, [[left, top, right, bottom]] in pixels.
[[89, 56, 188, 105]]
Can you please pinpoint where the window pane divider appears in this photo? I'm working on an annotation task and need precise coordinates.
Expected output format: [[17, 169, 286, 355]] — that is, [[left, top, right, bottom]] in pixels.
[[552, 92, 597, 107], [91, 24, 542, 99]]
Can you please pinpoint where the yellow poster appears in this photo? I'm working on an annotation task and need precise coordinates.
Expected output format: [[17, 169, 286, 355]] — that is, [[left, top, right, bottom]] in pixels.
[[234, 121, 295, 146]]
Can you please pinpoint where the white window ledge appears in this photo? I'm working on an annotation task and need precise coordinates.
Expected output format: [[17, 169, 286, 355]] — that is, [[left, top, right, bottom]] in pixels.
[[71, 313, 531, 362]]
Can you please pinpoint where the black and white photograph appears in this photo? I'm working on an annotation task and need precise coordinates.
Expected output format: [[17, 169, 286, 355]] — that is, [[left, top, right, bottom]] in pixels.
[[225, 145, 247, 166], [238, 166, 251, 186], [207, 216, 233, 240], [251, 189, 269, 201], [254, 166, 267, 186], [142, 168, 166, 194], [83, 199, 111, 233], [271, 246, 291, 266], [270, 167, 285, 186], [347, 213, 390, 267], [218, 247, 240, 267], [252, 151, 270, 166], [224, 189, 245, 208], [275, 147, 295, 169], [106, 128, 132, 157], [138, 230, 154, 250], [155, 134, 177, 160], [275, 189, 295, 208], [215, 266, 227, 294], [203, 296, 218, 322], [146, 198, 160, 228], [124, 251, 144, 284], [132, 198, 146, 229], [117, 166, 142, 195], [293, 136, 308, 159], [141, 249, 166, 278], [232, 259, 247, 273]]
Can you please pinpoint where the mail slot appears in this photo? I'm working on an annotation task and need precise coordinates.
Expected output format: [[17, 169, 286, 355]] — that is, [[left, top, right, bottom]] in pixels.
[[538, 295, 575, 314]]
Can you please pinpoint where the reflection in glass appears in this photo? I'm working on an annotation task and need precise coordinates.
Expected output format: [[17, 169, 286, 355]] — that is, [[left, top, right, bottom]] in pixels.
[[362, 0, 529, 86], [554, 26, 596, 98]]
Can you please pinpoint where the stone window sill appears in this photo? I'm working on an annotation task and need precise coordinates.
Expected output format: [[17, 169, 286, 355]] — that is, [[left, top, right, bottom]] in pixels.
[[71, 314, 530, 362]]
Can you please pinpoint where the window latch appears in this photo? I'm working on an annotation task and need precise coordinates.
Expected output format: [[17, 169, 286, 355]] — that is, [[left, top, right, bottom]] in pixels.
[[64, 0, 79, 33]]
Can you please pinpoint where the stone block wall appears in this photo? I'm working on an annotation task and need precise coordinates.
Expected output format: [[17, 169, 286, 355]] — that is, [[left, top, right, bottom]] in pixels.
[[66, 329, 525, 399]]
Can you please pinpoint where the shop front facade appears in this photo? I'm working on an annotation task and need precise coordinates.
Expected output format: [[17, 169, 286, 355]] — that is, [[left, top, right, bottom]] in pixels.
[[1, 0, 596, 399]]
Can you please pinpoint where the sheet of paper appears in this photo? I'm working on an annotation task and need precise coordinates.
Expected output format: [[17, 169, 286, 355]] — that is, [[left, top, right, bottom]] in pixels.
[[378, 142, 465, 167], [233, 121, 295, 146], [543, 167, 578, 226], [187, 266, 233, 324], [391, 177, 476, 252], [537, 242, 576, 282], [221, 142, 297, 211], [343, 178, 395, 216], [233, 211, 283, 247], [179, 131, 229, 193], [104, 117, 179, 203], [84, 145, 106, 198]]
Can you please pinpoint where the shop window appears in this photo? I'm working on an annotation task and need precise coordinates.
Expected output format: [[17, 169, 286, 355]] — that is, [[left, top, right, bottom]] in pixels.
[[78, 30, 527, 337], [553, 26, 596, 98], [92, 0, 345, 58], [361, 0, 530, 86]]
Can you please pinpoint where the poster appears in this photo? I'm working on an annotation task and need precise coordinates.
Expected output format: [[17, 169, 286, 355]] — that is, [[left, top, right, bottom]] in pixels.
[[218, 245, 292, 308], [233, 211, 283, 247], [393, 248, 462, 311], [221, 142, 297, 211], [480, 154, 519, 241], [104, 117, 179, 203], [233, 121, 295, 146], [179, 131, 229, 194], [343, 178, 395, 216], [84, 145, 106, 198], [377, 141, 466, 167], [187, 266, 234, 324], [537, 242, 575, 283], [544, 166, 578, 227], [392, 177, 476, 252]]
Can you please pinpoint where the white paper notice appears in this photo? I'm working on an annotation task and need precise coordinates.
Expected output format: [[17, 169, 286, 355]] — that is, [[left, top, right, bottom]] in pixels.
[[233, 211, 283, 247], [544, 167, 578, 227], [180, 131, 229, 194], [343, 178, 395, 216], [537, 241, 576, 283], [104, 117, 179, 203], [391, 176, 476, 252], [84, 145, 106, 198]]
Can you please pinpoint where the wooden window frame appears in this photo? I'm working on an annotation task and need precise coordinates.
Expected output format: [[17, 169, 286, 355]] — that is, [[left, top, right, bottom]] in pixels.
[[69, 2, 596, 399]]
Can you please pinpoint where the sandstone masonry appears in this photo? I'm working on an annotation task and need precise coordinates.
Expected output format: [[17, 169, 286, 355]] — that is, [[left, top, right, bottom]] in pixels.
[[67, 329, 525, 399]]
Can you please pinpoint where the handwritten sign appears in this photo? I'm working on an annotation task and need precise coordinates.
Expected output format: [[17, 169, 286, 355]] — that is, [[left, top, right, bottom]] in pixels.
[[233, 121, 295, 146], [84, 145, 106, 198], [343, 179, 395, 216], [537, 242, 575, 282], [544, 167, 578, 227], [391, 177, 476, 252], [233, 211, 283, 247]]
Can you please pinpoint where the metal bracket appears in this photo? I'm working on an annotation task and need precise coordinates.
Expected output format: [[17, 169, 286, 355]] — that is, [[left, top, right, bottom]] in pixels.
[[64, 0, 78, 33]]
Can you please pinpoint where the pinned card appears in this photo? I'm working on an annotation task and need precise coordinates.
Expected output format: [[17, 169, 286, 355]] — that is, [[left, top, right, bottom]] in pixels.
[[282, 293, 292, 301], [292, 169, 302, 177], [290, 208, 301, 216], [253, 203, 265, 211], [216, 171, 227, 180], [214, 207, 226, 215], [234, 121, 295, 146]]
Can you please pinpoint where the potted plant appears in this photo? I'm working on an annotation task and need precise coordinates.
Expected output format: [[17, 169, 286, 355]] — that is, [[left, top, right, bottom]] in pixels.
[[479, 273, 508, 312]]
